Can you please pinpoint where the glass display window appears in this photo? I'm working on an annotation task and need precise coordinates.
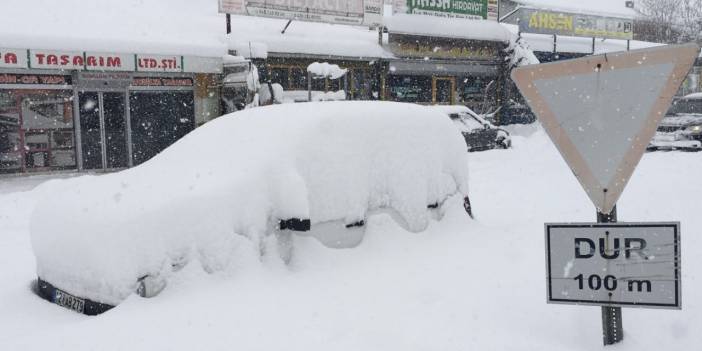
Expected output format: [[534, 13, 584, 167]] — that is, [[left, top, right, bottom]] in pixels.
[[0, 89, 75, 174]]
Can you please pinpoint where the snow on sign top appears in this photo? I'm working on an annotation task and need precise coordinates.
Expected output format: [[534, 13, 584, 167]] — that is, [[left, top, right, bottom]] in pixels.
[[512, 44, 700, 214], [219, 0, 384, 27]]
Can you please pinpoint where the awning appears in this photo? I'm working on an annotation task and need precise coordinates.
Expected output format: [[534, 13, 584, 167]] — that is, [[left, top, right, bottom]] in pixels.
[[388, 60, 499, 76]]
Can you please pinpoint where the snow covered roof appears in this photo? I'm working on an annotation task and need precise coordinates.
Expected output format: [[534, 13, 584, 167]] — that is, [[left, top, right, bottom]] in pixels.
[[511, 0, 637, 18], [227, 15, 390, 59], [0, 0, 227, 57], [502, 24, 662, 54], [385, 14, 511, 43]]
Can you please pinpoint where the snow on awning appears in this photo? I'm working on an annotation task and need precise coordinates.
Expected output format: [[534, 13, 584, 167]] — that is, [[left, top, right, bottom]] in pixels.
[[510, 0, 636, 19], [226, 15, 391, 60], [307, 62, 347, 79], [384, 14, 511, 43], [501, 23, 663, 55]]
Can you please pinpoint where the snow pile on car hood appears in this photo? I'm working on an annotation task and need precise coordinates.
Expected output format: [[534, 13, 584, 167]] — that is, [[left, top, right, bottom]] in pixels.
[[30, 101, 470, 305]]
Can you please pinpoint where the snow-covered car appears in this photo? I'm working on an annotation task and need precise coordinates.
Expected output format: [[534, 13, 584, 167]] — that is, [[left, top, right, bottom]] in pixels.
[[30, 101, 472, 315], [648, 93, 702, 151], [433, 105, 511, 151]]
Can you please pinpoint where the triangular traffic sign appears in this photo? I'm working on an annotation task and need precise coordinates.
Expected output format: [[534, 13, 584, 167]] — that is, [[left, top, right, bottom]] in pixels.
[[512, 44, 700, 214]]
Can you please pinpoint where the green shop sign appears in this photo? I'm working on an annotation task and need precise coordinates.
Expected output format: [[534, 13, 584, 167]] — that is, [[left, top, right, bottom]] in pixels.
[[405, 0, 488, 20]]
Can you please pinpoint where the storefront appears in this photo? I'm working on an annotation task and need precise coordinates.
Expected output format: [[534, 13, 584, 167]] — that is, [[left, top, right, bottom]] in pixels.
[[255, 56, 380, 101], [0, 49, 221, 174], [382, 17, 510, 113]]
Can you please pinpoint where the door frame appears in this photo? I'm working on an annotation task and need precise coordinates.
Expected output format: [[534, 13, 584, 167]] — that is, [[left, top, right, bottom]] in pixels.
[[432, 76, 456, 105], [75, 89, 132, 171]]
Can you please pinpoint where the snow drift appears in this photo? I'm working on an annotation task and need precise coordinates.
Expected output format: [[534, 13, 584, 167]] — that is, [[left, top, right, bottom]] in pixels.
[[30, 101, 470, 306]]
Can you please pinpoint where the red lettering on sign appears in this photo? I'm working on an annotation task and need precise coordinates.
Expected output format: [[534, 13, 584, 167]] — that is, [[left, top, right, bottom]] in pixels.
[[38, 76, 65, 84], [4, 53, 18, 64], [35, 53, 45, 65], [20, 75, 39, 84], [73, 56, 84, 66], [87, 56, 97, 66], [60, 55, 70, 65], [107, 57, 120, 67], [47, 55, 58, 65], [0, 74, 17, 84]]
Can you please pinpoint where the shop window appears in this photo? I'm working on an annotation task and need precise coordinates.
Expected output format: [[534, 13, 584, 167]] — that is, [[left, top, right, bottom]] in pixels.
[[269, 67, 290, 89], [290, 68, 307, 90], [0, 90, 75, 173], [79, 92, 103, 170], [311, 78, 325, 91], [0, 91, 21, 172], [460, 77, 494, 110], [351, 70, 372, 100], [129, 91, 195, 166], [388, 76, 432, 103], [328, 78, 341, 92]]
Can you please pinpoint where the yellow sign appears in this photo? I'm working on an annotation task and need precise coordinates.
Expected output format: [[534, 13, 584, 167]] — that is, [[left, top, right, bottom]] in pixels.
[[528, 12, 573, 32], [519, 8, 633, 40]]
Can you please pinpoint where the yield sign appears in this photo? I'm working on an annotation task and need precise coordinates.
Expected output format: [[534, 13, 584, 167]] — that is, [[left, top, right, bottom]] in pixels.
[[512, 44, 700, 214]]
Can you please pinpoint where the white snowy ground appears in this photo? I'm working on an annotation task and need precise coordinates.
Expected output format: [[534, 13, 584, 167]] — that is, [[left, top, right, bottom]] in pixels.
[[0, 127, 700, 350]]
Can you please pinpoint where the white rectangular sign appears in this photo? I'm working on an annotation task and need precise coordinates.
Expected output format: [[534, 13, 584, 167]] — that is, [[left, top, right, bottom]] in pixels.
[[29, 50, 85, 70], [219, 0, 383, 27], [84, 52, 135, 72], [136, 54, 182, 72], [0, 48, 28, 69], [545, 222, 681, 309]]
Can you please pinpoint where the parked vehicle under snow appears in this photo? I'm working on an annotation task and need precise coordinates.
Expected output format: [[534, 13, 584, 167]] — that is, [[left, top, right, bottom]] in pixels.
[[30, 101, 472, 315], [433, 105, 512, 151]]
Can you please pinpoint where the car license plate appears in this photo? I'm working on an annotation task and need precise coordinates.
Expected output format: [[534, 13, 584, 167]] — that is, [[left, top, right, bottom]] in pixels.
[[53, 288, 85, 314]]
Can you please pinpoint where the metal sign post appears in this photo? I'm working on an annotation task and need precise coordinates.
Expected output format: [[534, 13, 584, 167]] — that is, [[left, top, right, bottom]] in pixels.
[[597, 206, 622, 345], [515, 44, 698, 346]]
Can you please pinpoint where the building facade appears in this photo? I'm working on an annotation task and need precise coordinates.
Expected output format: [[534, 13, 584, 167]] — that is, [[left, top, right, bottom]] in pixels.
[[0, 48, 221, 175]]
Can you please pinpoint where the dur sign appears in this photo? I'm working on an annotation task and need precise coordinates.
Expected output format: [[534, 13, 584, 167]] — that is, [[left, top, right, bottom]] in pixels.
[[511, 44, 700, 214], [546, 223, 681, 309]]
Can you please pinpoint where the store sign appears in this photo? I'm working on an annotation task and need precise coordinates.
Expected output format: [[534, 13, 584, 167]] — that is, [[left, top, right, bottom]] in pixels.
[[518, 7, 634, 40], [136, 55, 182, 72], [546, 223, 681, 309], [84, 52, 135, 72], [29, 50, 84, 70], [388, 34, 498, 60], [76, 71, 133, 89], [393, 0, 489, 20], [132, 77, 194, 87], [0, 48, 220, 74], [219, 0, 384, 27], [0, 73, 71, 85], [0, 48, 28, 69]]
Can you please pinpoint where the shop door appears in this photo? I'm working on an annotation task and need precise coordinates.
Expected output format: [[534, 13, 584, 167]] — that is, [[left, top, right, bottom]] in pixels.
[[432, 77, 455, 105], [78, 92, 128, 170]]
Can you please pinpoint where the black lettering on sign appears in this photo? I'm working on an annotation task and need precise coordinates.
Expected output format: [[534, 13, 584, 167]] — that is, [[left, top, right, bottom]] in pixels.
[[574, 238, 595, 258]]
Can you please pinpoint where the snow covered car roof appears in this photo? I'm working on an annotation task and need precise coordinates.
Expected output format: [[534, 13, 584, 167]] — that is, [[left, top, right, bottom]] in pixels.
[[30, 101, 470, 309]]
